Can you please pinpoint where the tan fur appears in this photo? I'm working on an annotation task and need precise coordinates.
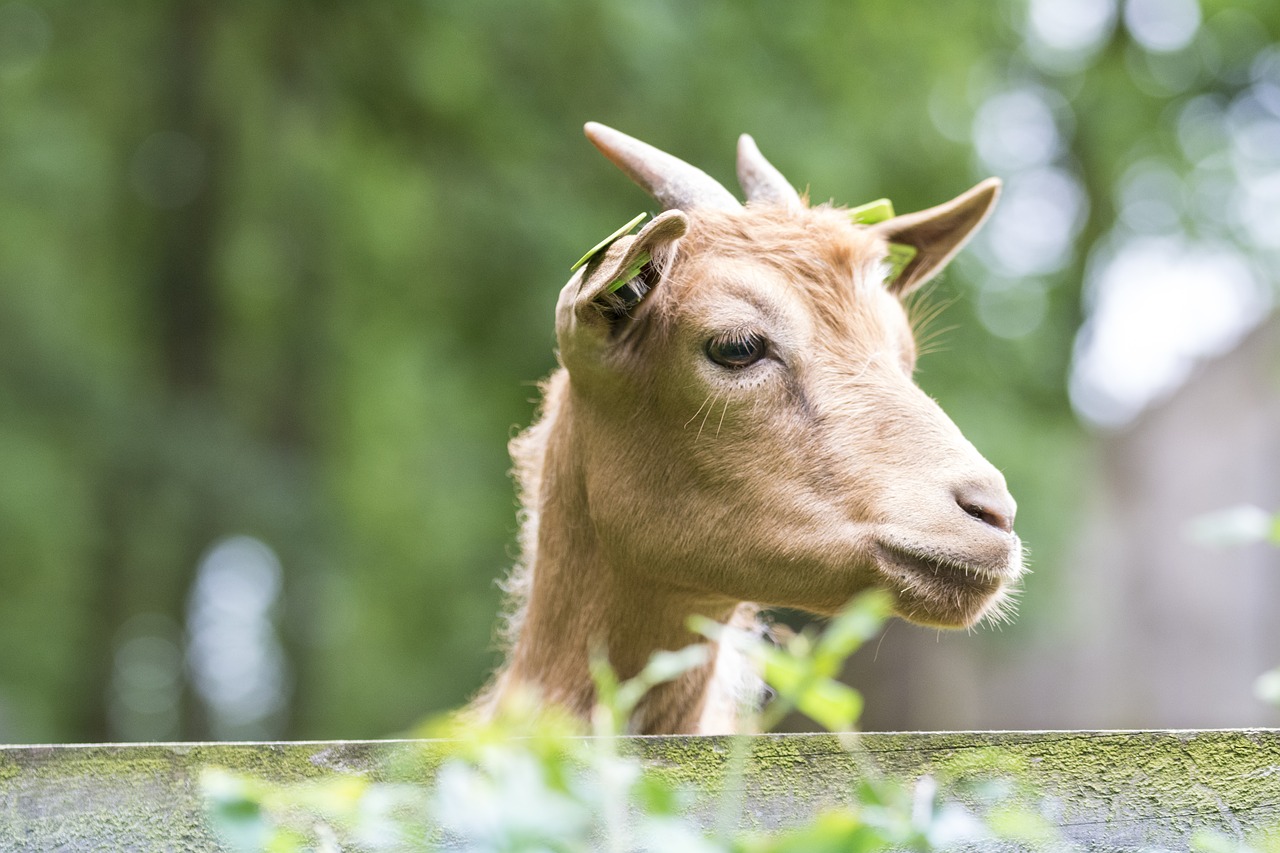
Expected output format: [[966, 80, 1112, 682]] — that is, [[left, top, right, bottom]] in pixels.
[[475, 200, 1024, 735]]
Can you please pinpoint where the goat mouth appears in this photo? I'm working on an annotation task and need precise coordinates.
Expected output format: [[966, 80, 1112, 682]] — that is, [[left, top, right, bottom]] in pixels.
[[874, 542, 1007, 596], [871, 541, 1014, 628]]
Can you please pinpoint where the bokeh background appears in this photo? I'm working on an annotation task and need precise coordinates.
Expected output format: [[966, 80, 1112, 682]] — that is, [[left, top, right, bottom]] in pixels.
[[2, 0, 1279, 743]]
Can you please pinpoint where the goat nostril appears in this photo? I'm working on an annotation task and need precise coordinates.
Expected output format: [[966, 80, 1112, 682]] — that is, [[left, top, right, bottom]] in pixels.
[[963, 503, 1010, 532], [956, 487, 1016, 534]]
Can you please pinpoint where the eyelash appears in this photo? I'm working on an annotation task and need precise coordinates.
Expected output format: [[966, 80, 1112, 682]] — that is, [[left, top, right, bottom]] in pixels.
[[705, 330, 768, 369]]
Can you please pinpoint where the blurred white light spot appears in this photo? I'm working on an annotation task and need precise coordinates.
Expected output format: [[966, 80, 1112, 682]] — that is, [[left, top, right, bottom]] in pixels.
[[983, 167, 1087, 277], [1070, 237, 1267, 427], [1118, 161, 1182, 233], [1253, 46, 1280, 118], [129, 131, 207, 210], [1257, 668, 1280, 705], [108, 613, 183, 741], [1124, 0, 1201, 54], [1235, 171, 1280, 251], [1228, 94, 1280, 166], [1026, 0, 1115, 54], [1176, 95, 1229, 164], [1186, 168, 1234, 238], [973, 88, 1063, 172], [187, 536, 289, 740], [116, 635, 182, 700]]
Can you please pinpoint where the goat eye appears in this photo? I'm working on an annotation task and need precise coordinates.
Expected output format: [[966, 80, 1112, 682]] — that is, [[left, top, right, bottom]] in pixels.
[[706, 333, 767, 368]]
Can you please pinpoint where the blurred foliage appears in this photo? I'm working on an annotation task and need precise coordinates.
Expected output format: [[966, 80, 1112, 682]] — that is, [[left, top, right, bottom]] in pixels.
[[0, 0, 1278, 742], [204, 595, 1065, 852], [1189, 505, 1280, 547]]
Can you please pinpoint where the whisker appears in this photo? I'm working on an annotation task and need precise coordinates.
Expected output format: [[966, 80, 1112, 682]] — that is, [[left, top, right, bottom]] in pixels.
[[905, 279, 950, 319], [685, 393, 714, 429], [915, 323, 959, 350], [907, 290, 959, 351], [872, 622, 892, 663], [913, 313, 954, 350], [915, 342, 955, 359], [914, 323, 959, 361], [912, 296, 952, 330], [716, 397, 730, 436], [697, 393, 720, 442]]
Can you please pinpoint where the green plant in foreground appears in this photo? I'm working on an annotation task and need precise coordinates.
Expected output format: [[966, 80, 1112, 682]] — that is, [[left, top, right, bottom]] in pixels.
[[692, 590, 890, 734], [203, 593, 1062, 852], [1188, 505, 1280, 549], [1190, 824, 1280, 853]]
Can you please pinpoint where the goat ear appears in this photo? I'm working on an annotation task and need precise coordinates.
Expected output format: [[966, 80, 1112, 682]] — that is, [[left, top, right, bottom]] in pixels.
[[567, 209, 688, 328], [872, 178, 1000, 297]]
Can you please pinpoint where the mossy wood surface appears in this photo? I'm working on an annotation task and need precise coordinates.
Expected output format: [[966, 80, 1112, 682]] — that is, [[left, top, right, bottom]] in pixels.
[[2, 730, 1279, 851]]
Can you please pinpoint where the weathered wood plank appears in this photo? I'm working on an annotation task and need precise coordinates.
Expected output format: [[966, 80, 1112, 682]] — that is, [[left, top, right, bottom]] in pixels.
[[1, 730, 1278, 851]]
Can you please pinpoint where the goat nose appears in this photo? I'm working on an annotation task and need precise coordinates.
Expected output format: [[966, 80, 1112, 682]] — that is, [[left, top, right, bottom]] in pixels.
[[955, 483, 1016, 533]]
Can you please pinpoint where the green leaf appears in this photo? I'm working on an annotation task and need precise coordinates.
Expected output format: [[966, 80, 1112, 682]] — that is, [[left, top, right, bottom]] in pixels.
[[604, 644, 713, 727], [758, 810, 888, 853], [687, 614, 724, 641], [1187, 505, 1277, 547], [637, 644, 711, 686], [285, 776, 370, 816], [762, 643, 863, 730], [201, 769, 274, 853], [570, 212, 647, 271], [850, 201, 923, 285], [849, 198, 895, 224], [631, 773, 683, 816], [793, 679, 863, 732], [606, 250, 652, 293], [883, 243, 918, 281], [1189, 829, 1243, 853], [816, 591, 893, 665], [589, 647, 626, 734], [760, 644, 812, 697], [985, 804, 1059, 846]]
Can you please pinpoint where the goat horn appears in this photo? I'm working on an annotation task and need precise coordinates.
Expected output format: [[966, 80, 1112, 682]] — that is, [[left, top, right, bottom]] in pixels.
[[736, 134, 803, 209], [584, 122, 741, 211]]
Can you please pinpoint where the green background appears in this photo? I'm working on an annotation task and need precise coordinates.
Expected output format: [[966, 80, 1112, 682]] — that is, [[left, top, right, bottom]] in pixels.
[[0, 0, 1276, 742]]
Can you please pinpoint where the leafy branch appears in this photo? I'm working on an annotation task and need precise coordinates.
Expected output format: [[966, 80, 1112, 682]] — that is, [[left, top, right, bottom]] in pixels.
[[204, 593, 1063, 852]]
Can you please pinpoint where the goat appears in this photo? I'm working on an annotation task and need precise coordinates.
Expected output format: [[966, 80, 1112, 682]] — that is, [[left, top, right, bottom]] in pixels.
[[475, 123, 1024, 735]]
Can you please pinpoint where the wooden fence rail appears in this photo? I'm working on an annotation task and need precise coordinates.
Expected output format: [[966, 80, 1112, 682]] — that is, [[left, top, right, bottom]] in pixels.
[[2, 730, 1279, 851]]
